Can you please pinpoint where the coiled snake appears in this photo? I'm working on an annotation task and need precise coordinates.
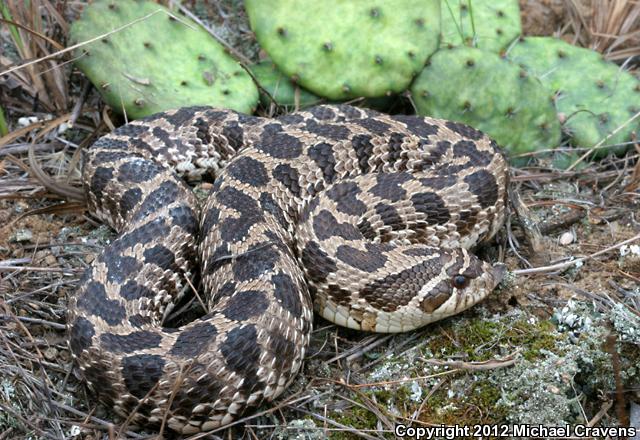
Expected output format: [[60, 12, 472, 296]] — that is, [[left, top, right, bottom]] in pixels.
[[67, 105, 508, 434]]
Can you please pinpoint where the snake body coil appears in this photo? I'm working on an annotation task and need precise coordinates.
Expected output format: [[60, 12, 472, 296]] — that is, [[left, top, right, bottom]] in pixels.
[[68, 105, 508, 434]]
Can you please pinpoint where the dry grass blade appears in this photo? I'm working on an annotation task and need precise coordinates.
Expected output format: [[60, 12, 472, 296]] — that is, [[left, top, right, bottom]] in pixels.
[[564, 0, 640, 60], [1, 0, 69, 112]]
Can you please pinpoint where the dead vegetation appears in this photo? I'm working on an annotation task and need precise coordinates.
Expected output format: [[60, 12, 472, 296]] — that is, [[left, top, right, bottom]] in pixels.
[[1, 1, 639, 439]]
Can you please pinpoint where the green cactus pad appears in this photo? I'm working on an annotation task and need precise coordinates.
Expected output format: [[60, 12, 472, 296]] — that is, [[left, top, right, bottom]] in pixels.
[[249, 61, 321, 108], [441, 0, 521, 53], [508, 37, 640, 155], [69, 0, 258, 118], [245, 0, 441, 100], [411, 46, 561, 155]]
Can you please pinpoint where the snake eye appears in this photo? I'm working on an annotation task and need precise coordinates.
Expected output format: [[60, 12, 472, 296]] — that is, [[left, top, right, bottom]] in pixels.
[[452, 274, 469, 289]]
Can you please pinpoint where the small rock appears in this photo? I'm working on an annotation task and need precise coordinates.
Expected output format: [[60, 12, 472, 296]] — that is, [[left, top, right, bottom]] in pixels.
[[12, 229, 33, 243], [559, 231, 574, 245], [44, 254, 57, 266], [44, 347, 58, 361]]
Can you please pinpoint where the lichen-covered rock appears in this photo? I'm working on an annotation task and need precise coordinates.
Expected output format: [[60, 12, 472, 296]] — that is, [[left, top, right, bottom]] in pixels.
[[508, 37, 640, 155], [249, 61, 321, 108], [441, 0, 521, 53], [411, 46, 561, 155], [69, 0, 258, 118], [245, 0, 440, 100]]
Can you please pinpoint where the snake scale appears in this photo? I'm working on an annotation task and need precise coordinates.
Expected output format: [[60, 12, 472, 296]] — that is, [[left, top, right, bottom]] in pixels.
[[67, 104, 508, 434]]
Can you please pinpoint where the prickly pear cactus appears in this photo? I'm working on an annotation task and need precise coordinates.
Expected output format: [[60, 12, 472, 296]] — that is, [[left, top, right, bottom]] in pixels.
[[411, 46, 561, 155], [69, 0, 258, 118], [441, 0, 521, 53], [245, 0, 441, 100], [508, 37, 640, 155], [250, 61, 321, 108]]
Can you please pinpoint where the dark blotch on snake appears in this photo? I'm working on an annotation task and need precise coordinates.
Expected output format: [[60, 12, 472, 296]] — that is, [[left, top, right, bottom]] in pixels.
[[223, 290, 270, 321], [113, 123, 148, 138], [464, 170, 499, 209], [421, 280, 453, 312], [69, 317, 95, 355], [352, 134, 374, 173], [129, 314, 153, 327], [453, 140, 491, 166], [300, 241, 337, 284], [169, 205, 198, 235], [273, 164, 301, 197], [194, 117, 212, 144], [445, 120, 484, 140], [119, 280, 155, 300], [359, 260, 443, 312], [357, 218, 376, 240], [93, 137, 129, 150], [216, 281, 236, 299], [203, 244, 232, 276], [117, 159, 162, 184], [77, 281, 126, 325], [308, 106, 336, 120], [220, 325, 261, 395], [419, 175, 457, 190], [387, 132, 405, 165], [119, 188, 143, 220], [313, 210, 360, 241], [200, 205, 220, 238], [100, 330, 162, 353], [131, 181, 181, 222], [216, 187, 263, 243], [308, 142, 337, 183], [256, 130, 303, 159], [394, 115, 439, 138], [94, 151, 129, 164], [326, 284, 353, 307], [375, 203, 403, 230], [102, 254, 141, 284], [226, 156, 269, 187], [403, 247, 438, 257], [270, 333, 297, 372], [163, 106, 210, 126], [221, 120, 244, 151], [304, 119, 350, 140], [259, 193, 288, 229], [411, 191, 451, 225], [143, 245, 176, 271], [423, 140, 450, 165], [232, 246, 279, 281], [169, 321, 219, 357], [272, 273, 303, 317], [325, 181, 367, 216], [354, 117, 392, 134], [336, 244, 388, 272], [370, 173, 411, 201], [90, 167, 114, 196], [121, 354, 165, 399], [277, 113, 305, 124], [151, 126, 174, 148]]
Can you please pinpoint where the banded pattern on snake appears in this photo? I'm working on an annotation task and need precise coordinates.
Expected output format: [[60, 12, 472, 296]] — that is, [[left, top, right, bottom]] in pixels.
[[67, 105, 508, 434]]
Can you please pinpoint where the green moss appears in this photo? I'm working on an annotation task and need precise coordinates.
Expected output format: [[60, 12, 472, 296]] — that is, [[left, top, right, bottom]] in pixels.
[[417, 379, 508, 425], [332, 395, 379, 438], [426, 313, 559, 362]]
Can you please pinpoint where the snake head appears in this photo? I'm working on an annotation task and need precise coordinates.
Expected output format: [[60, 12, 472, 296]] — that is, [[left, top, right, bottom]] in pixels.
[[419, 249, 505, 324], [448, 250, 506, 311]]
